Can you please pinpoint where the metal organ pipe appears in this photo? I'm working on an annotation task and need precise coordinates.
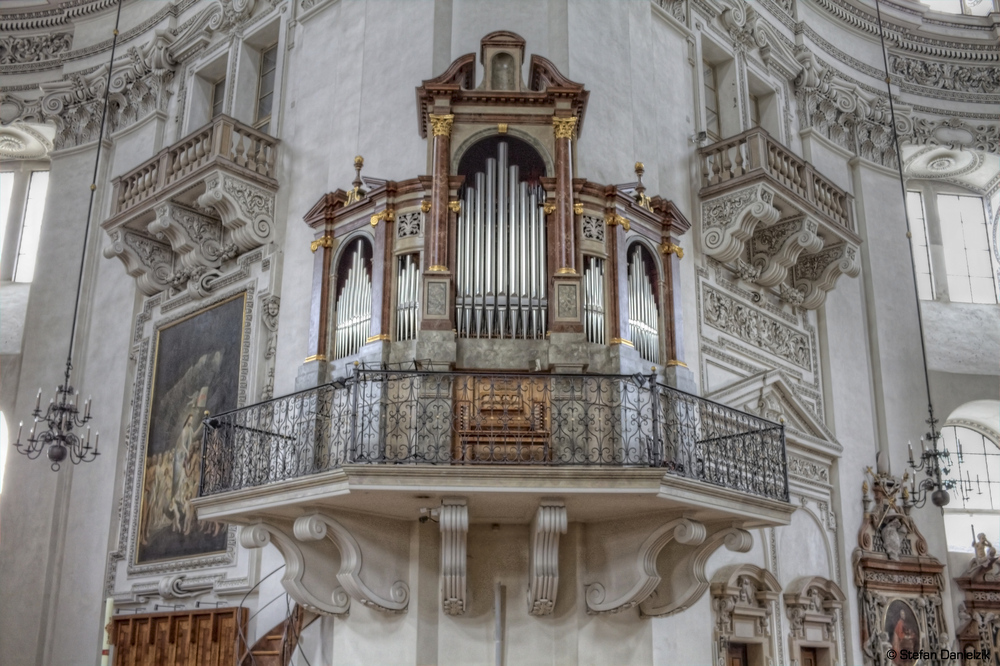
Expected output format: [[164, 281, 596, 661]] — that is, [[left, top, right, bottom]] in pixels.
[[583, 257, 605, 345], [627, 247, 659, 364], [455, 142, 547, 339], [334, 239, 372, 359], [396, 254, 419, 341]]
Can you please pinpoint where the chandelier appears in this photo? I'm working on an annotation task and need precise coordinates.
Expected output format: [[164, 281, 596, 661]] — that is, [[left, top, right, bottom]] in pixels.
[[873, 0, 951, 508], [13, 0, 122, 471]]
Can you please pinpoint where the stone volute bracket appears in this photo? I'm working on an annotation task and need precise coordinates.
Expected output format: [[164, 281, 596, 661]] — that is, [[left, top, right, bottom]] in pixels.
[[440, 498, 469, 616], [584, 518, 753, 615], [239, 512, 410, 616], [528, 502, 568, 616]]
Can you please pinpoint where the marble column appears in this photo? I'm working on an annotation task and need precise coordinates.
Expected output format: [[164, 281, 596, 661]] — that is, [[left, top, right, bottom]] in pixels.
[[548, 116, 583, 335], [421, 113, 455, 332]]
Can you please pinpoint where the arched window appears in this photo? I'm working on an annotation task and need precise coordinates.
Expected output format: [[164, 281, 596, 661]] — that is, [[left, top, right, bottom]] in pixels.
[[627, 243, 660, 363], [940, 405, 1000, 552], [454, 137, 548, 339], [332, 237, 373, 359]]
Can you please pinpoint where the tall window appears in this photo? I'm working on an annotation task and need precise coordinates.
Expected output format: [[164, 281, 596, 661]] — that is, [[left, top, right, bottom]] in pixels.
[[703, 61, 721, 142], [211, 78, 226, 118], [905, 191, 934, 300], [254, 44, 278, 134], [2, 170, 49, 283], [748, 93, 761, 129], [938, 194, 996, 304]]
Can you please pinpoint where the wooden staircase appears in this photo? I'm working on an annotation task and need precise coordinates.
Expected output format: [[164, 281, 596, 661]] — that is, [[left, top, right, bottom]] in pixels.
[[240, 605, 316, 666]]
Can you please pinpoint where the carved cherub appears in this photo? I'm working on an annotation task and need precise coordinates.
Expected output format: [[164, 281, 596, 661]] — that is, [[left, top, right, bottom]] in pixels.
[[968, 532, 997, 572]]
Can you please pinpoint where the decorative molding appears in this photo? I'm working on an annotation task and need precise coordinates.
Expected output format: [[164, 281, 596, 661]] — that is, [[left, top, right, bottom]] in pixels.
[[527, 502, 567, 616], [0, 121, 54, 159], [585, 518, 707, 614], [294, 513, 409, 614], [0, 32, 72, 65], [749, 216, 822, 288], [440, 499, 468, 616], [711, 564, 781, 641], [889, 54, 1000, 96]]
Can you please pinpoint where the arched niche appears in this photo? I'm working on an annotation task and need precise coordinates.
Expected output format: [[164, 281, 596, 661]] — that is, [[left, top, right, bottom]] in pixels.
[[710, 564, 782, 666], [455, 133, 548, 183], [331, 234, 373, 360], [783, 576, 846, 666]]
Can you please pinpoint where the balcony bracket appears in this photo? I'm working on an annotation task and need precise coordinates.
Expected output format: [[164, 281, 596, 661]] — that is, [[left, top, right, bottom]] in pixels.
[[584, 517, 707, 615], [639, 526, 753, 617], [527, 502, 568, 616], [294, 513, 410, 614], [701, 184, 781, 264], [440, 499, 469, 616], [239, 522, 351, 616], [197, 173, 275, 253], [792, 242, 861, 310], [748, 216, 822, 288], [149, 202, 237, 272]]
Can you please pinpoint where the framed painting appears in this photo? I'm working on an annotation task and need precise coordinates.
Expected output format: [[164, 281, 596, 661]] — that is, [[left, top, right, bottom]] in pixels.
[[885, 599, 921, 666], [135, 293, 246, 565]]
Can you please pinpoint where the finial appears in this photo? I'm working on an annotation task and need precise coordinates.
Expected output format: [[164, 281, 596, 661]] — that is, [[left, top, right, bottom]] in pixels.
[[346, 156, 366, 204], [633, 162, 652, 211]]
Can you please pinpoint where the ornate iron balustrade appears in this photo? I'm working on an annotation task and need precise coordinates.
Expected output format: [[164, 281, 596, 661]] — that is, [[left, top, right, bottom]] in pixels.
[[200, 370, 788, 502]]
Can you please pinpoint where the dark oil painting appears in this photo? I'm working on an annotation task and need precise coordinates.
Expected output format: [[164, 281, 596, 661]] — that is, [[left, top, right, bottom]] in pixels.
[[885, 599, 921, 666], [136, 294, 245, 564]]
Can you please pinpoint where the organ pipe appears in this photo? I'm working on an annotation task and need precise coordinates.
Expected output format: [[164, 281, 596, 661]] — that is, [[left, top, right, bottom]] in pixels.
[[396, 254, 420, 341], [583, 256, 605, 345], [334, 239, 372, 359], [455, 142, 548, 339], [627, 246, 659, 364]]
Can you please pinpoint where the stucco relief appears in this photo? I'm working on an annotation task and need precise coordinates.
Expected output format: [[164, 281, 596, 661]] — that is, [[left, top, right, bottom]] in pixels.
[[0, 33, 72, 64], [703, 286, 811, 369]]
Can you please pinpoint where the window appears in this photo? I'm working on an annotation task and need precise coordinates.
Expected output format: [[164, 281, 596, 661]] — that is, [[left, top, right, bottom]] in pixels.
[[938, 194, 996, 304], [905, 191, 934, 300], [254, 44, 278, 134], [2, 169, 49, 283], [748, 93, 761, 129], [703, 61, 721, 142], [941, 425, 1000, 552], [211, 77, 226, 118]]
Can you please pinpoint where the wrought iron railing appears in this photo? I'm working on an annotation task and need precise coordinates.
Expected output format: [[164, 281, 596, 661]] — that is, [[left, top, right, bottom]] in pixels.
[[199, 370, 788, 502]]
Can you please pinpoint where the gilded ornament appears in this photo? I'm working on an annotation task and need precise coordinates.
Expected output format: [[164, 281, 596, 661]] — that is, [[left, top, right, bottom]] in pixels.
[[605, 214, 630, 232], [303, 354, 327, 363], [420, 200, 432, 213], [610, 338, 635, 347], [552, 116, 578, 139], [429, 114, 455, 137], [660, 242, 684, 259], [542, 201, 556, 215], [448, 200, 462, 213], [555, 266, 577, 275], [310, 235, 333, 253], [366, 334, 390, 343], [498, 123, 508, 134], [428, 265, 449, 272], [573, 202, 584, 215], [370, 209, 395, 227]]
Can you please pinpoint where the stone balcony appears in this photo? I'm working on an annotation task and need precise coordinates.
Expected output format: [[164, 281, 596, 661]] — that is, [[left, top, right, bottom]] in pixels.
[[699, 128, 862, 308], [101, 115, 278, 297], [191, 369, 793, 617]]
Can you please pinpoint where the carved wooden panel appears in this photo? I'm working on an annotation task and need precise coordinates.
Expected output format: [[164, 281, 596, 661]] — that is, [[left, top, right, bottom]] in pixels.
[[109, 608, 247, 666], [453, 375, 550, 462]]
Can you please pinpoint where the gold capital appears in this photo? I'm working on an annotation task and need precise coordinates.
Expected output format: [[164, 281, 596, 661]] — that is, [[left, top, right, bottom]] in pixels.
[[448, 200, 462, 213], [542, 201, 556, 215], [660, 241, 684, 259], [552, 116, 578, 139], [573, 202, 584, 215], [430, 114, 455, 137], [605, 214, 631, 232], [310, 236, 333, 253], [420, 200, 432, 213]]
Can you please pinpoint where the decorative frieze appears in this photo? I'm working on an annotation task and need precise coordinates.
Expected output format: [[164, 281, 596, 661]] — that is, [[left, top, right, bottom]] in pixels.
[[0, 33, 72, 64], [788, 455, 830, 483], [889, 55, 1000, 95], [703, 286, 811, 369]]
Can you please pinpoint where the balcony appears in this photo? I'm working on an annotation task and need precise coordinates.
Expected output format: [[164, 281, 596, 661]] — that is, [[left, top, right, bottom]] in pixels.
[[197, 369, 788, 512], [101, 115, 279, 297], [699, 127, 861, 308]]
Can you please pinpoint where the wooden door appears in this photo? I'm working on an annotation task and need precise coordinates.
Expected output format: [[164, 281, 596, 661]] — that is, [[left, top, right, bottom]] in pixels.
[[801, 647, 818, 666], [727, 643, 749, 666]]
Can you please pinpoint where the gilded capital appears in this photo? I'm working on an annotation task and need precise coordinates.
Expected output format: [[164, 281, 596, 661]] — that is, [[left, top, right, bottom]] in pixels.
[[429, 114, 455, 137], [552, 116, 578, 139]]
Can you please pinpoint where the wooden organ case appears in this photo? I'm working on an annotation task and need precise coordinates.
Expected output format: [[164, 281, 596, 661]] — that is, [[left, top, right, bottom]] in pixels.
[[300, 31, 690, 465]]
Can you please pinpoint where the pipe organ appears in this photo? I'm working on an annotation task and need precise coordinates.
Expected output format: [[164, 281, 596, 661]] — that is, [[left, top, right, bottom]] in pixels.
[[583, 256, 606, 345], [396, 254, 420, 341], [627, 246, 660, 364], [333, 239, 372, 360], [455, 142, 548, 339]]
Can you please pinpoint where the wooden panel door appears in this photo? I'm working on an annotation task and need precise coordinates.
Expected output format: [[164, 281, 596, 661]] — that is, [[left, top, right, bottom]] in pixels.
[[727, 643, 749, 666]]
